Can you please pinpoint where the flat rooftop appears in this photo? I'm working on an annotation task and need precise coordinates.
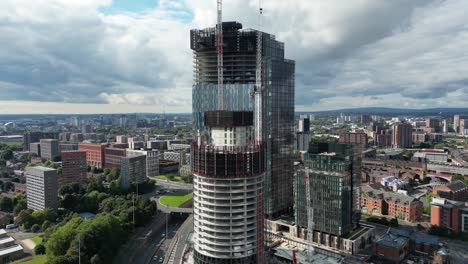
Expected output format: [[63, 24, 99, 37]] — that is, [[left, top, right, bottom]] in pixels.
[[0, 244, 23, 256]]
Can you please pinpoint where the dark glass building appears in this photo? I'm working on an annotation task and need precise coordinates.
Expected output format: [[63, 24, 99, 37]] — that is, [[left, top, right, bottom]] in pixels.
[[294, 143, 361, 237]]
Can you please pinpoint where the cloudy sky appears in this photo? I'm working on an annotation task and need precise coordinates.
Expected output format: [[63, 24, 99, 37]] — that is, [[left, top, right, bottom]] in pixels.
[[0, 0, 467, 114]]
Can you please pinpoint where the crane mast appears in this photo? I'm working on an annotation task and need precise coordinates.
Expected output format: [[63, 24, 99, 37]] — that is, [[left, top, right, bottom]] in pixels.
[[216, 0, 224, 110], [254, 1, 263, 142], [305, 173, 314, 262]]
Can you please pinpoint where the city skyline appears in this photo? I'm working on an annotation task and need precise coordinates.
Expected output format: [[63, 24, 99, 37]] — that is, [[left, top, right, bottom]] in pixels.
[[2, 0, 468, 114]]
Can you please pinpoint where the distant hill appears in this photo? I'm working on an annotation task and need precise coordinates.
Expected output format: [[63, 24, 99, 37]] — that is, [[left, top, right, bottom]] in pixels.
[[298, 107, 468, 116]]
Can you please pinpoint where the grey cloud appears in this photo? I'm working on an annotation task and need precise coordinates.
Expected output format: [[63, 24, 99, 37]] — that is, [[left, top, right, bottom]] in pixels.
[[0, 0, 467, 112], [0, 0, 188, 104]]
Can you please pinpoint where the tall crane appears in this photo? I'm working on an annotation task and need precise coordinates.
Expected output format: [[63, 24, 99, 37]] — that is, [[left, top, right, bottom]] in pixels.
[[254, 1, 263, 142], [305, 173, 315, 262], [216, 0, 224, 110]]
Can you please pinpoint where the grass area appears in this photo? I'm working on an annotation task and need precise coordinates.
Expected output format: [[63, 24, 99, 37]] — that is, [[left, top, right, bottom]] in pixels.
[[0, 141, 23, 149], [13, 255, 47, 264], [160, 192, 193, 208], [30, 235, 43, 245], [153, 175, 186, 183]]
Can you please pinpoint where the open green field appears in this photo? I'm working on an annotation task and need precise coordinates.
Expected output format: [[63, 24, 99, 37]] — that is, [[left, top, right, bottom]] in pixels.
[[13, 255, 47, 264], [30, 235, 43, 245], [0, 141, 23, 149], [160, 192, 193, 208]]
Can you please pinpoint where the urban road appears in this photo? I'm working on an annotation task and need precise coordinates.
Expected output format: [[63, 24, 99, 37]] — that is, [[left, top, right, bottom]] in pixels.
[[114, 180, 192, 264], [114, 212, 184, 264]]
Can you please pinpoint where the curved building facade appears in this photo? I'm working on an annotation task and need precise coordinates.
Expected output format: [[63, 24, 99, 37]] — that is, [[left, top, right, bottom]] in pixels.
[[192, 111, 265, 263]]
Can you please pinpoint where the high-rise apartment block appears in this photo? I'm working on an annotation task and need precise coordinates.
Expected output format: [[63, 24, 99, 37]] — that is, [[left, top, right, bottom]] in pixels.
[[298, 117, 310, 132], [127, 149, 160, 177], [460, 119, 468, 135], [81, 124, 92, 134], [116, 135, 128, 144], [104, 147, 126, 168], [30, 143, 41, 157], [392, 123, 412, 148], [60, 151, 87, 187], [25, 166, 58, 210], [425, 118, 440, 133], [453, 115, 468, 133], [296, 132, 311, 152], [120, 155, 146, 189], [23, 132, 58, 151], [39, 139, 59, 160], [78, 143, 107, 168], [361, 114, 372, 124]]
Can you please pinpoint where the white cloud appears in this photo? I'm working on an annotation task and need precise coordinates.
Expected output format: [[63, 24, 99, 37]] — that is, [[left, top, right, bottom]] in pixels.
[[0, 0, 467, 113]]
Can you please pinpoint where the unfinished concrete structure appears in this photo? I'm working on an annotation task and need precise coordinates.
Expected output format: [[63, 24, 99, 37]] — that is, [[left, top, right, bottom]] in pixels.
[[191, 21, 295, 219]]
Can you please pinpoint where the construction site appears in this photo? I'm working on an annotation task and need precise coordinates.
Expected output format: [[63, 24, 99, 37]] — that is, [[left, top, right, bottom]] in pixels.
[[186, 1, 372, 263]]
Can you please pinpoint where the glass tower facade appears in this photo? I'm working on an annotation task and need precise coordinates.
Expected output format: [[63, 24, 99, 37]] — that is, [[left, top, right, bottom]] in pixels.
[[191, 22, 295, 218], [191, 21, 295, 264]]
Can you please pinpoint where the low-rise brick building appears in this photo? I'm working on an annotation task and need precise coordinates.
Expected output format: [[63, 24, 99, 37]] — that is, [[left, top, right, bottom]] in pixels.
[[433, 180, 468, 202], [374, 233, 409, 263], [361, 186, 423, 222]]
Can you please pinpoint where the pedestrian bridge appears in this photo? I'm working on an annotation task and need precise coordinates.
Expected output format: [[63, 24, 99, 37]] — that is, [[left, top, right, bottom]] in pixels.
[[155, 198, 193, 214]]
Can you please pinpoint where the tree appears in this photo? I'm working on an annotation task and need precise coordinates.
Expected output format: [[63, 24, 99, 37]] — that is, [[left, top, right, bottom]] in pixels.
[[15, 210, 34, 229], [389, 218, 399, 227], [34, 244, 46, 255], [59, 185, 74, 196], [423, 206, 431, 216], [3, 181, 14, 192], [434, 143, 446, 149], [61, 194, 78, 211], [13, 204, 24, 216], [31, 224, 41, 233], [0, 149, 13, 161], [46, 217, 83, 257], [0, 196, 14, 212], [42, 220, 52, 231], [452, 174, 468, 185]]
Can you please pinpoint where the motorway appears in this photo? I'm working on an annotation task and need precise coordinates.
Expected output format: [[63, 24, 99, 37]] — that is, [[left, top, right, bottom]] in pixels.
[[114, 213, 185, 264], [114, 180, 192, 264]]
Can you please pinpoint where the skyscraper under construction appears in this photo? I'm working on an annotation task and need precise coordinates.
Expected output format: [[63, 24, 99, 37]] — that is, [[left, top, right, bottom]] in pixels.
[[191, 21, 295, 263]]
